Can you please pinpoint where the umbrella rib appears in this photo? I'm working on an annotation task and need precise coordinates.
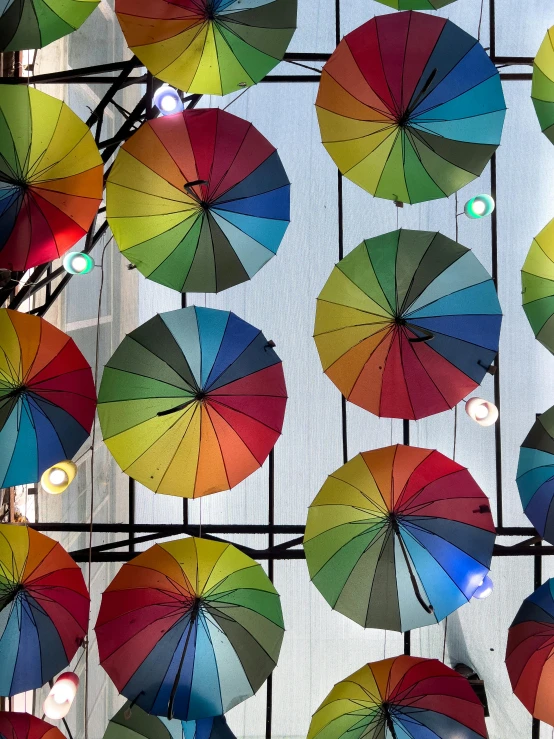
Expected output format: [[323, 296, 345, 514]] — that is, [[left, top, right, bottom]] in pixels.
[[396, 467, 465, 513]]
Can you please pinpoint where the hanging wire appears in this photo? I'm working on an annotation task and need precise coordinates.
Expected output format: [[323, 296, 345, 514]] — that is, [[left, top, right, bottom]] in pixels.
[[390, 418, 393, 446], [84, 234, 113, 739], [455, 191, 459, 243], [222, 86, 249, 111], [453, 404, 458, 461], [442, 617, 448, 662], [477, 0, 485, 42], [383, 629, 387, 659], [284, 58, 323, 74], [199, 498, 203, 539]]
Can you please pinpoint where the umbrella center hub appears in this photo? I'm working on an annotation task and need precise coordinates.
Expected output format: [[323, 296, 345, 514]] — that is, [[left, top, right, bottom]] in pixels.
[[204, 3, 216, 20], [199, 200, 211, 212], [195, 391, 207, 402], [397, 111, 411, 127], [394, 316, 406, 326]]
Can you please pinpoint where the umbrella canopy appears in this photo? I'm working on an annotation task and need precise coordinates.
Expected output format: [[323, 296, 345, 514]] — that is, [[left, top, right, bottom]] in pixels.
[[0, 0, 99, 51], [506, 578, 554, 725], [0, 524, 90, 696], [308, 656, 488, 739], [0, 713, 65, 739], [0, 309, 97, 487], [304, 445, 496, 632], [115, 0, 297, 96], [522, 218, 554, 353], [517, 404, 554, 544], [316, 11, 505, 204], [0, 85, 103, 272], [377, 0, 456, 6], [106, 108, 290, 294], [96, 537, 284, 721], [105, 701, 236, 739], [98, 306, 286, 499], [314, 229, 502, 420], [532, 25, 554, 144]]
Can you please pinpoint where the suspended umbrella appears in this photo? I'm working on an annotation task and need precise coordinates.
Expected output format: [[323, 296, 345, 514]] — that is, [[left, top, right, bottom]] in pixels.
[[304, 444, 496, 632], [0, 85, 103, 272], [0, 0, 99, 51], [105, 701, 236, 739], [532, 26, 554, 144], [0, 524, 90, 696], [98, 305, 287, 498], [506, 578, 554, 725], [522, 217, 554, 353], [316, 11, 505, 204], [115, 0, 297, 96], [517, 404, 554, 543], [0, 309, 97, 487], [0, 713, 65, 739], [308, 656, 488, 739], [107, 108, 290, 294], [96, 537, 284, 721], [375, 0, 456, 7], [314, 229, 502, 420]]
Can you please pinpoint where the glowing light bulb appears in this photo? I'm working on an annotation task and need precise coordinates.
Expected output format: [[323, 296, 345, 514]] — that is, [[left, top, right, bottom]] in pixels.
[[63, 252, 95, 275], [464, 195, 495, 219], [49, 468, 68, 486], [473, 574, 494, 599], [153, 86, 184, 116], [44, 673, 79, 720], [41, 461, 77, 495], [465, 398, 499, 427]]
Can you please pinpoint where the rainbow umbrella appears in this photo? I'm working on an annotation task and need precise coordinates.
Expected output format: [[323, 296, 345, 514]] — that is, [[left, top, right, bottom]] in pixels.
[[106, 701, 236, 739], [98, 306, 287, 499], [0, 713, 64, 739], [115, 0, 297, 96], [107, 108, 290, 294], [517, 404, 554, 544], [0, 524, 90, 696], [308, 656, 488, 739], [96, 537, 284, 721], [532, 25, 554, 144], [506, 578, 554, 726], [376, 0, 457, 7], [0, 309, 97, 487], [317, 11, 505, 204], [522, 218, 554, 354], [304, 445, 496, 632], [0, 0, 99, 51], [314, 229, 502, 420], [0, 85, 103, 271]]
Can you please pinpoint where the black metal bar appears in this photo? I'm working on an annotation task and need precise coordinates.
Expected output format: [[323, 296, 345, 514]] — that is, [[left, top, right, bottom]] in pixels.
[[129, 478, 135, 555], [532, 542, 542, 739], [489, 0, 495, 60], [490, 152, 503, 531], [500, 73, 532, 80], [70, 550, 306, 563], [266, 449, 275, 739], [30, 523, 305, 534]]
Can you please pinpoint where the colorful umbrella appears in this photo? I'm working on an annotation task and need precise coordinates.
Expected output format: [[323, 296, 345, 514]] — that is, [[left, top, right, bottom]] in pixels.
[[0, 524, 90, 696], [532, 25, 554, 144], [0, 85, 103, 272], [0, 309, 97, 487], [304, 444, 496, 632], [107, 108, 290, 294], [105, 701, 236, 739], [375, 0, 456, 6], [115, 0, 297, 96], [316, 11, 505, 204], [517, 404, 554, 544], [96, 537, 284, 721], [506, 578, 554, 725], [308, 656, 488, 739], [522, 218, 554, 354], [0, 713, 65, 739], [98, 306, 286, 498], [314, 229, 502, 420], [0, 0, 99, 51]]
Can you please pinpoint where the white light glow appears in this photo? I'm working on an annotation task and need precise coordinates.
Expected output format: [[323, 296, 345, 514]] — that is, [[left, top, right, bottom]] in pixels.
[[160, 94, 178, 112], [465, 398, 499, 427], [70, 255, 88, 273], [153, 86, 184, 116], [43, 673, 79, 720], [474, 404, 489, 420], [472, 199, 487, 215], [48, 468, 68, 486], [473, 574, 494, 600]]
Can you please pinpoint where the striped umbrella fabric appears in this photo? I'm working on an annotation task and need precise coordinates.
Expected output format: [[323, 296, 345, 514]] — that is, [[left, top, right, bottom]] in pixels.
[[96, 537, 284, 721], [314, 229, 502, 420], [115, 0, 297, 96], [0, 85, 103, 271], [0, 713, 65, 739], [105, 701, 236, 739], [522, 218, 554, 354], [375, 0, 457, 7], [304, 445, 496, 632], [506, 579, 554, 726], [517, 404, 554, 544], [317, 11, 505, 203], [532, 25, 554, 144], [0, 309, 97, 488], [0, 0, 99, 51], [98, 306, 287, 499], [308, 657, 488, 739], [106, 108, 290, 294], [0, 525, 90, 696]]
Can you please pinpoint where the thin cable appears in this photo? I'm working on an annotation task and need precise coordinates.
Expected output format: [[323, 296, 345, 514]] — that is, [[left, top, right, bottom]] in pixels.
[[477, 0, 485, 41], [453, 404, 458, 461], [455, 191, 459, 243], [222, 87, 249, 111], [284, 59, 323, 74], [383, 629, 387, 658], [390, 418, 393, 446], [442, 617, 448, 662], [199, 498, 202, 539], [84, 234, 112, 739]]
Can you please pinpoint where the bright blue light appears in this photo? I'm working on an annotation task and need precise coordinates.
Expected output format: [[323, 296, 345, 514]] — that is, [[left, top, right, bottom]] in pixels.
[[153, 86, 184, 116], [473, 574, 494, 599]]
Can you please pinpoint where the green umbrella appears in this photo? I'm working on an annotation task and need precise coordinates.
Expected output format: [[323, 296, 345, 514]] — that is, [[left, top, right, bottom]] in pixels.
[[532, 25, 554, 144], [0, 0, 99, 52], [522, 218, 554, 353], [105, 702, 236, 739]]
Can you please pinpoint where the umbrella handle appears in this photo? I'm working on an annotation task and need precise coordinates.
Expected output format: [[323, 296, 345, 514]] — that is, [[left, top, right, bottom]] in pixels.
[[168, 601, 200, 720], [406, 325, 434, 343], [383, 706, 398, 739], [184, 180, 209, 201], [157, 399, 195, 416], [396, 532, 434, 615]]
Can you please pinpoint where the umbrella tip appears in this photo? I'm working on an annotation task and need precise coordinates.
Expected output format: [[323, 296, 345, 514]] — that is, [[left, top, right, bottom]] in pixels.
[[265, 340, 276, 350]]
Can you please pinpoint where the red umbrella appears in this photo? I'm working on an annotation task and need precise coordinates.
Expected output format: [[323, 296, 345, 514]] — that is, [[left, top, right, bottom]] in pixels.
[[0, 714, 64, 739]]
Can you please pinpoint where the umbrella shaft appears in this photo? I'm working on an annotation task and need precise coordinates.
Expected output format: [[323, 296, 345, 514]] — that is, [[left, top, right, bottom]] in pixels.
[[384, 707, 397, 739], [157, 399, 195, 416], [395, 526, 434, 615], [167, 601, 200, 719]]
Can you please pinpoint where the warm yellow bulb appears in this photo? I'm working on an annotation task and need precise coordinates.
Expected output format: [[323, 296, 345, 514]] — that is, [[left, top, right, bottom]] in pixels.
[[41, 461, 77, 494]]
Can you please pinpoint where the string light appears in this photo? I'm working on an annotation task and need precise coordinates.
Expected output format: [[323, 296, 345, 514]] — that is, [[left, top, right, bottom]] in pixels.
[[63, 252, 95, 275], [44, 673, 79, 720], [464, 195, 495, 219], [465, 398, 499, 427], [153, 85, 184, 116], [41, 461, 77, 495]]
